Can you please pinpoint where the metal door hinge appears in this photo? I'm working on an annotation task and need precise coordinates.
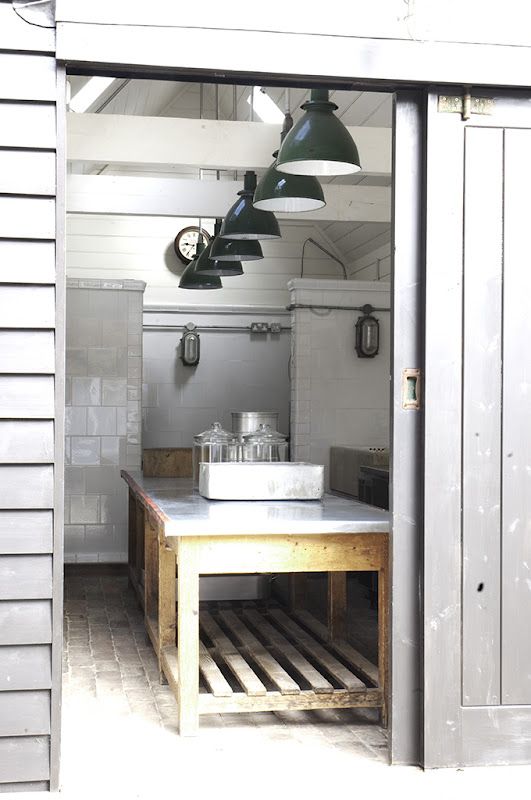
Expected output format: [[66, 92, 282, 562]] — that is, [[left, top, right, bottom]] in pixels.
[[438, 93, 494, 120]]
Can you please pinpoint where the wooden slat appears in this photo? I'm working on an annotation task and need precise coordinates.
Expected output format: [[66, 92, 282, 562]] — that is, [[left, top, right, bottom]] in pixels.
[[0, 467, 53, 509], [0, 645, 52, 690], [0, 376, 55, 419], [0, 197, 55, 240], [0, 332, 55, 374], [199, 688, 382, 715], [0, 151, 56, 196], [293, 610, 379, 686], [242, 608, 334, 694], [0, 737, 49, 783], [200, 611, 267, 697], [0, 511, 53, 555], [218, 609, 300, 695], [268, 609, 365, 691], [0, 601, 52, 646], [0, 54, 57, 101], [0, 241, 55, 284], [0, 286, 55, 329], [0, 422, 54, 464], [0, 103, 56, 149], [0, 4, 55, 52], [198, 641, 233, 698], [143, 448, 192, 478], [0, 556, 53, 600], [0, 691, 50, 736]]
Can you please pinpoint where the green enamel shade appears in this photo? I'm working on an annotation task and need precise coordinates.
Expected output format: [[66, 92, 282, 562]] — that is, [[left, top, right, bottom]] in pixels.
[[195, 233, 243, 277], [220, 170, 281, 240], [276, 89, 361, 177], [179, 240, 222, 289], [210, 236, 263, 261]]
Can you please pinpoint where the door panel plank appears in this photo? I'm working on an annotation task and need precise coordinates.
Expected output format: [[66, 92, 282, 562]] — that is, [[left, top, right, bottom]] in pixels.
[[0, 197, 55, 240], [0, 331, 55, 374], [0, 556, 53, 600], [0, 55, 57, 102], [0, 151, 56, 196], [0, 241, 55, 284], [462, 126, 503, 706], [0, 601, 52, 645], [0, 376, 55, 419], [0, 645, 52, 690], [0, 737, 49, 783], [0, 467, 54, 509], [0, 691, 50, 736], [0, 103, 56, 149], [0, 511, 53, 555], [0, 421, 54, 463]]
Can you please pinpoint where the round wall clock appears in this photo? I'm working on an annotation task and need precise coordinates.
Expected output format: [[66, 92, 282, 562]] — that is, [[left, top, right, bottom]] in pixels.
[[174, 226, 212, 265]]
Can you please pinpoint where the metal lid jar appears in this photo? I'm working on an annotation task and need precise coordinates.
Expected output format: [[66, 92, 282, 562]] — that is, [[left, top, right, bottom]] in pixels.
[[242, 423, 288, 463], [193, 422, 239, 485]]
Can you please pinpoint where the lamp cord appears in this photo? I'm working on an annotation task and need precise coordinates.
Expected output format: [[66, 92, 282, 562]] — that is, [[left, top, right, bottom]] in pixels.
[[301, 237, 347, 280]]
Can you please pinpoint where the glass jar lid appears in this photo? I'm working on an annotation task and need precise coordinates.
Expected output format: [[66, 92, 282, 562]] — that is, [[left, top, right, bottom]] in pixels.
[[194, 421, 237, 444], [242, 423, 288, 444]]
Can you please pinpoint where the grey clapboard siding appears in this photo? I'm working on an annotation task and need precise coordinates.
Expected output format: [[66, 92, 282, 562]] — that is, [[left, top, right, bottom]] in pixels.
[[0, 332, 55, 374], [0, 467, 54, 509], [0, 601, 52, 645], [0, 377, 55, 419], [502, 128, 531, 705], [0, 241, 55, 284], [0, 286, 55, 329], [0, 103, 56, 149], [0, 197, 55, 240], [0, 151, 56, 196], [0, 54, 57, 101], [0, 692, 50, 736], [0, 781, 50, 794], [0, 556, 53, 600], [0, 738, 49, 783], [0, 511, 53, 555], [0, 646, 52, 691], [462, 127, 503, 706], [0, 421, 54, 463]]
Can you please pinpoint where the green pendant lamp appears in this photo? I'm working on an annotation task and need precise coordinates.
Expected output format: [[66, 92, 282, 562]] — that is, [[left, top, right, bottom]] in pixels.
[[276, 89, 361, 176], [196, 220, 244, 276], [253, 112, 325, 212], [210, 237, 263, 261], [220, 171, 281, 240], [179, 239, 223, 290]]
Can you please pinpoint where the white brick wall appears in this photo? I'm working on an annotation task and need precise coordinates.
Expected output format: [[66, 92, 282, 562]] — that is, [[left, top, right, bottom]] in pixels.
[[64, 279, 145, 562]]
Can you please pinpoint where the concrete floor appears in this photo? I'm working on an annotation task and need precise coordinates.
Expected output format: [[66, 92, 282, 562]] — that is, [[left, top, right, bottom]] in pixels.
[[50, 574, 531, 800]]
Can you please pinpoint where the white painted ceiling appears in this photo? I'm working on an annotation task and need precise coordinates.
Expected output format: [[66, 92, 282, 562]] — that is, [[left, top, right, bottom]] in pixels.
[[68, 77, 392, 267]]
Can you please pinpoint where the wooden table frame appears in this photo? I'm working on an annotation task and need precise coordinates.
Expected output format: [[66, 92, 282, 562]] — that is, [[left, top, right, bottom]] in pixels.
[[138, 503, 389, 737]]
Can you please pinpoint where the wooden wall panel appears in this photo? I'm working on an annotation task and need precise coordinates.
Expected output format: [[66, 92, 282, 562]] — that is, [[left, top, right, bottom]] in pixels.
[[0, 4, 55, 52], [0, 556, 53, 600], [501, 128, 531, 704], [0, 692, 50, 737], [0, 376, 55, 419], [0, 151, 56, 196], [0, 332, 55, 374], [0, 646, 52, 691], [462, 127, 503, 706], [0, 54, 56, 102], [0, 241, 55, 284], [0, 601, 52, 645], [0, 286, 55, 329], [0, 511, 53, 555], [0, 737, 49, 783], [0, 421, 54, 464], [0, 103, 56, 149], [0, 197, 55, 240], [0, 467, 54, 509]]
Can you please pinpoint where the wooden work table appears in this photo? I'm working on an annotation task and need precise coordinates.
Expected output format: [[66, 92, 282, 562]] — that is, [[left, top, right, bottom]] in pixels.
[[121, 470, 390, 736]]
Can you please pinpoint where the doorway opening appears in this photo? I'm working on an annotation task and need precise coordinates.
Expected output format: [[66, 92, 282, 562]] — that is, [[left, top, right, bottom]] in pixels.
[[62, 72, 399, 792]]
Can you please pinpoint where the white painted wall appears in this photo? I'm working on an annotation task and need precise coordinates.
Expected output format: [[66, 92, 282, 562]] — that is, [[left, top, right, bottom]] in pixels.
[[349, 242, 392, 282], [289, 279, 391, 486]]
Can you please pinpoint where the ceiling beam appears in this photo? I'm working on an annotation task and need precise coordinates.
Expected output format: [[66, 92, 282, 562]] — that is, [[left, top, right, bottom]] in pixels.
[[67, 114, 391, 177], [66, 175, 390, 223]]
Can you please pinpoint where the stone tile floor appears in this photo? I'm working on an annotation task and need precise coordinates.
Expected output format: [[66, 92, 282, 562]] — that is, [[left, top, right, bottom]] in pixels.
[[53, 574, 531, 800]]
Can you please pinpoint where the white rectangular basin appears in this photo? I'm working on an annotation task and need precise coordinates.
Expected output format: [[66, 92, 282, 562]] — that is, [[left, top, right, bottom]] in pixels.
[[198, 461, 325, 501]]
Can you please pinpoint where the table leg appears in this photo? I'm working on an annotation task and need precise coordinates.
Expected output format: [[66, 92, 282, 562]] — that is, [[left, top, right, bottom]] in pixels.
[[127, 490, 136, 590], [378, 563, 389, 728], [327, 571, 347, 641], [177, 538, 200, 736], [144, 515, 157, 624], [158, 535, 176, 684], [289, 574, 307, 612]]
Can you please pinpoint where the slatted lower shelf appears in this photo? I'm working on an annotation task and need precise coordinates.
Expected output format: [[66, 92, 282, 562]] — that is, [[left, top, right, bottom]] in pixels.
[[160, 603, 381, 716]]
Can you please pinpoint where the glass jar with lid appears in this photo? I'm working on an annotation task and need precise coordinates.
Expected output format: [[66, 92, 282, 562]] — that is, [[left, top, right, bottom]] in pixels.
[[192, 421, 239, 487], [242, 423, 289, 463]]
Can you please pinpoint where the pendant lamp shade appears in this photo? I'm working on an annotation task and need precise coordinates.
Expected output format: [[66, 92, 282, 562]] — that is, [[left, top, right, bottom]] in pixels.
[[276, 89, 361, 177], [196, 222, 243, 276], [179, 240, 222, 290], [220, 171, 281, 240], [210, 237, 263, 262]]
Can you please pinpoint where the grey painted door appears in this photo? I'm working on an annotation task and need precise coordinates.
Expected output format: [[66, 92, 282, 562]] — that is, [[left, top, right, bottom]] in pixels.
[[424, 89, 531, 766]]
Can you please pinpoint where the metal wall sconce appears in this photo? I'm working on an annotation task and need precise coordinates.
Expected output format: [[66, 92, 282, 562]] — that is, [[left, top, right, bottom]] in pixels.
[[355, 305, 380, 358], [179, 323, 200, 366]]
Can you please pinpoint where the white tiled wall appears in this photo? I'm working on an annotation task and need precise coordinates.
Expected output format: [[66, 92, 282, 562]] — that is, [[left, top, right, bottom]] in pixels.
[[142, 309, 291, 446], [64, 279, 146, 562], [289, 279, 391, 485]]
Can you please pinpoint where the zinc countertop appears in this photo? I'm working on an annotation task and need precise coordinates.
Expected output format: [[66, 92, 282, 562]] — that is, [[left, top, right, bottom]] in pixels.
[[121, 470, 390, 538]]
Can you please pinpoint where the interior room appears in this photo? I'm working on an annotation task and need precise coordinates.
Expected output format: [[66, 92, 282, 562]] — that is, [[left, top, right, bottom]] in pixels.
[[62, 74, 393, 782]]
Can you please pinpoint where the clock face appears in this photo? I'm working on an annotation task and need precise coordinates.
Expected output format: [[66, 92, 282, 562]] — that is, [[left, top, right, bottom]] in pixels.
[[174, 226, 211, 265]]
